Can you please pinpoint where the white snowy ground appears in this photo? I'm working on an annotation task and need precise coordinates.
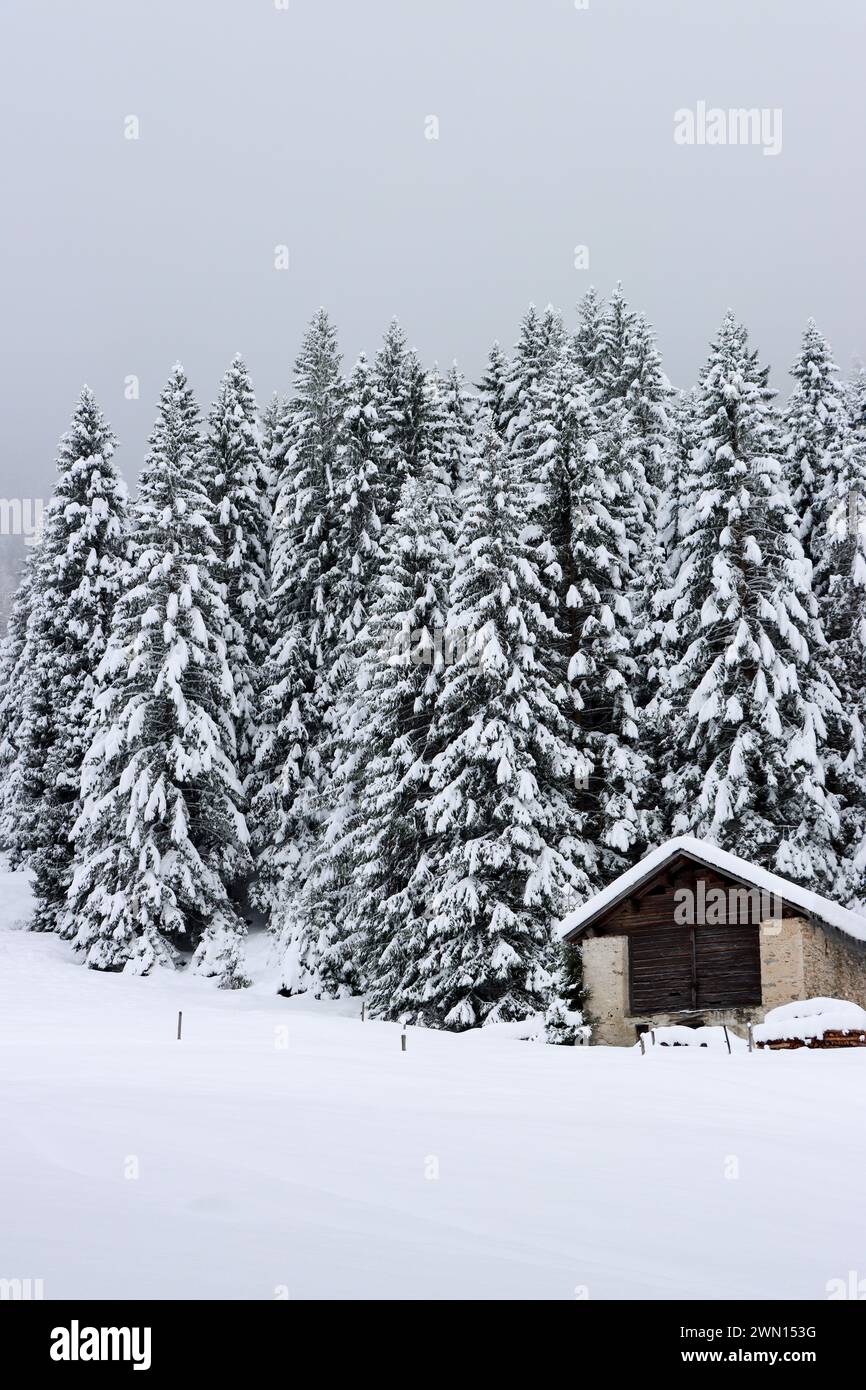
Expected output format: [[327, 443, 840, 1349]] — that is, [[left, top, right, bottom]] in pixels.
[[2, 863, 865, 1301]]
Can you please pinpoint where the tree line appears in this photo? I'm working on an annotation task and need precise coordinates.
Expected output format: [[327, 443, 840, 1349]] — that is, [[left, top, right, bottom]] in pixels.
[[0, 289, 863, 1031]]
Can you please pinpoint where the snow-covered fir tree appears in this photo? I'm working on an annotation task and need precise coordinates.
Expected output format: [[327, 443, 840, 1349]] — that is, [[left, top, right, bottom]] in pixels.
[[372, 325, 461, 528], [638, 390, 694, 830], [13, 390, 128, 932], [573, 286, 607, 384], [660, 387, 699, 572], [538, 305, 566, 369], [339, 466, 454, 1019], [783, 319, 850, 559], [322, 354, 388, 703], [592, 289, 655, 571], [0, 557, 36, 865], [260, 391, 285, 462], [372, 318, 415, 523], [251, 310, 344, 921], [421, 430, 592, 1028], [621, 312, 671, 498], [809, 358, 866, 906], [662, 313, 845, 890], [643, 387, 702, 777], [578, 292, 666, 833], [438, 362, 477, 491], [274, 353, 387, 997], [598, 282, 637, 403], [477, 341, 511, 434], [203, 356, 270, 809], [501, 304, 549, 445], [66, 366, 250, 983], [530, 344, 652, 880], [617, 312, 673, 834], [400, 350, 435, 480], [259, 391, 287, 528]]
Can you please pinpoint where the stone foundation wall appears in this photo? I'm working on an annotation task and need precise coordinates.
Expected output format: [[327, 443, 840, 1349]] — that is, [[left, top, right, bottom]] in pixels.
[[801, 919, 866, 1008], [758, 917, 806, 1009], [581, 935, 631, 1046]]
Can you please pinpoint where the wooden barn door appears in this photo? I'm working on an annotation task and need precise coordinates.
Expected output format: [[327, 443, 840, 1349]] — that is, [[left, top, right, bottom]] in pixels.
[[694, 925, 761, 1008], [629, 924, 762, 1014], [629, 927, 695, 1014]]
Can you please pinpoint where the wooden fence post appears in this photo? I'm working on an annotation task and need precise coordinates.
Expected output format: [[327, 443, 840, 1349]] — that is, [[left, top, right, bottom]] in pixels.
[[638, 1033, 646, 1055], [177, 1010, 183, 1041], [723, 1024, 731, 1055], [401, 1026, 407, 1053]]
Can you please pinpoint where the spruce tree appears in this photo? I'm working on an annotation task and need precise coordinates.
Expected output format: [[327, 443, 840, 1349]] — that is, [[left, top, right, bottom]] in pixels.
[[251, 311, 344, 921], [598, 282, 636, 403], [573, 286, 607, 384], [0, 558, 35, 865], [422, 431, 591, 1028], [260, 392, 285, 465], [501, 304, 547, 445], [621, 312, 671, 496], [15, 390, 128, 932], [274, 354, 386, 997], [66, 366, 250, 982], [618, 313, 673, 838], [810, 362, 866, 906], [578, 291, 662, 834], [477, 342, 511, 435], [661, 388, 699, 572], [783, 320, 850, 558], [373, 318, 413, 523], [643, 389, 701, 780], [538, 305, 566, 370], [340, 467, 453, 1019], [405, 366, 462, 542], [204, 356, 270, 808], [639, 461, 684, 843], [372, 331, 455, 522], [400, 351, 434, 480], [530, 345, 651, 880], [662, 314, 844, 889], [439, 362, 477, 491]]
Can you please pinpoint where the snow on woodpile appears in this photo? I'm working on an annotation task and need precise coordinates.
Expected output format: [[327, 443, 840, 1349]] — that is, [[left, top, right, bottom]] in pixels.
[[754, 998, 866, 1045]]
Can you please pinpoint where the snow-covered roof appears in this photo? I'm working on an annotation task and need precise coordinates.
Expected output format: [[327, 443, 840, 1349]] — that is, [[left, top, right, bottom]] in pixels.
[[558, 835, 866, 946]]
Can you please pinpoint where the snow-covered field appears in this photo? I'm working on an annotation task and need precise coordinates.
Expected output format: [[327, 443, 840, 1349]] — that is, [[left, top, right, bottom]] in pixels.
[[2, 864, 864, 1302]]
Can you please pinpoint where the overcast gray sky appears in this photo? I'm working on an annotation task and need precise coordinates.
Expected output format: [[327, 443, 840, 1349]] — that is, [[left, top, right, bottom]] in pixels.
[[1, 0, 864, 504]]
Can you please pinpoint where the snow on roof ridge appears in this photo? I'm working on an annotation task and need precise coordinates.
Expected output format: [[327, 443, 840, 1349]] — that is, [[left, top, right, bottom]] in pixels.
[[558, 835, 866, 945]]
